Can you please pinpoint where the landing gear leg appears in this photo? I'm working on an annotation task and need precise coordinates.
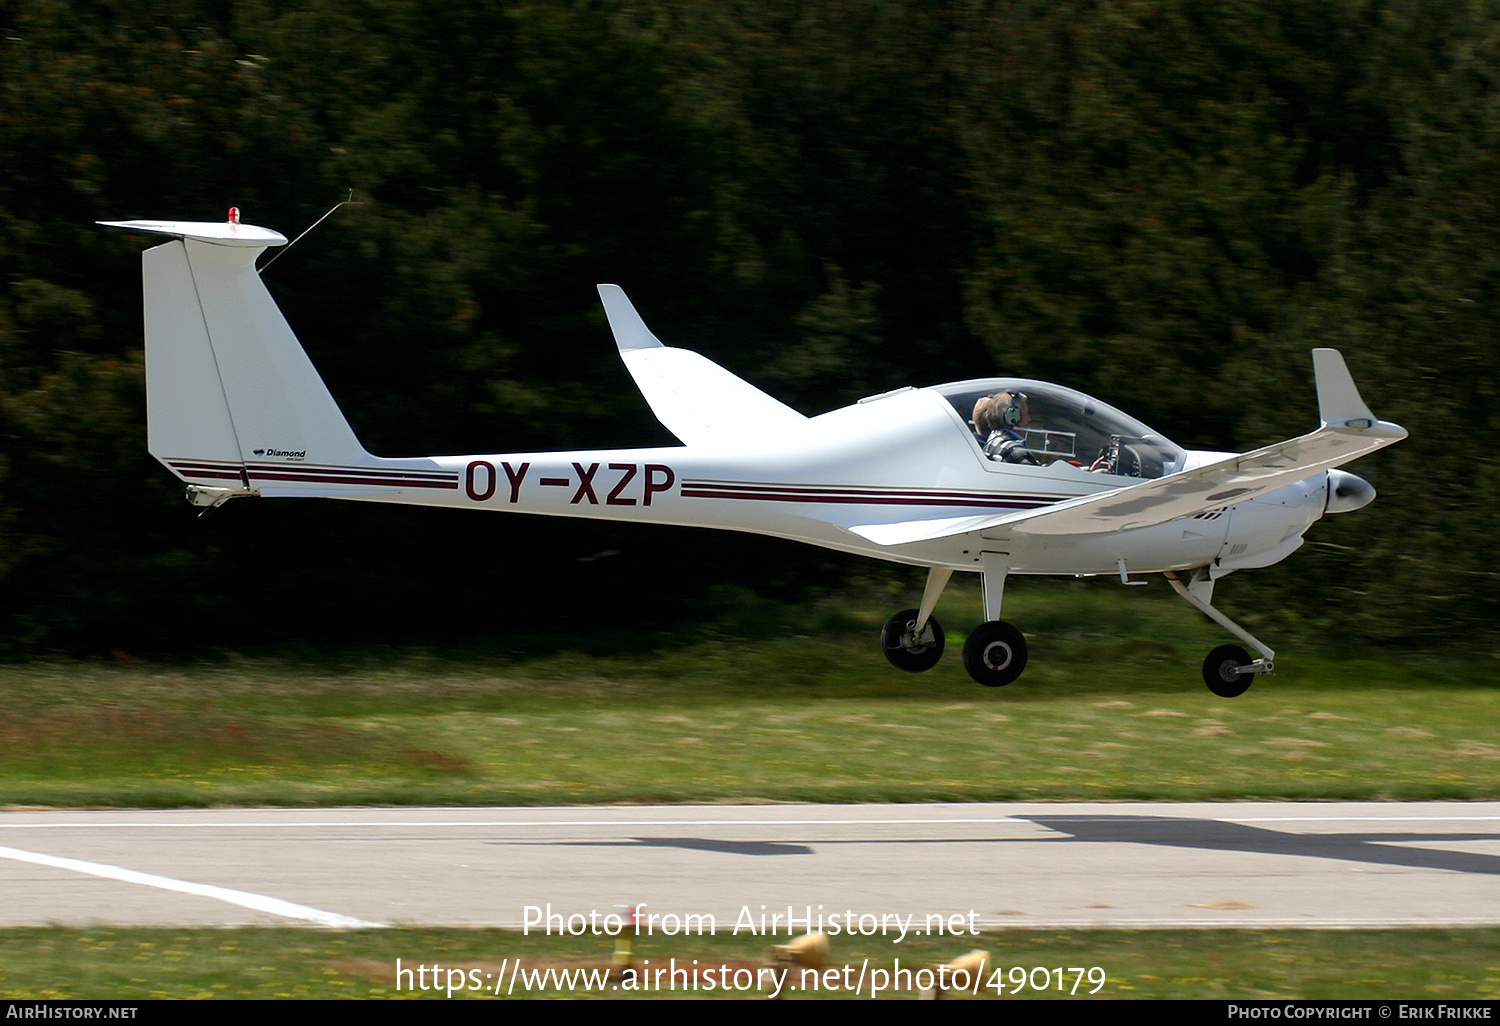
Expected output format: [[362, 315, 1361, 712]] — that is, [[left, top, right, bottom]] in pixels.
[[880, 567, 951, 672], [962, 554, 1029, 687], [1166, 569, 1275, 698]]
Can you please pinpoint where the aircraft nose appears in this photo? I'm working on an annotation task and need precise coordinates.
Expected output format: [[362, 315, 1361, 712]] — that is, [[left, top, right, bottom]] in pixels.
[[1325, 469, 1376, 514]]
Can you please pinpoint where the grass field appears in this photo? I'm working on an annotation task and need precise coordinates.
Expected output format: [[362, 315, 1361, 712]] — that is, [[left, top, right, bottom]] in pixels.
[[1, 926, 1497, 1000], [0, 584, 1494, 807], [2, 582, 1496, 1000]]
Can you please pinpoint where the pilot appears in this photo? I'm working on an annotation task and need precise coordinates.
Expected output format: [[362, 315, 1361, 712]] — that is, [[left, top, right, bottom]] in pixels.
[[973, 390, 1038, 463]]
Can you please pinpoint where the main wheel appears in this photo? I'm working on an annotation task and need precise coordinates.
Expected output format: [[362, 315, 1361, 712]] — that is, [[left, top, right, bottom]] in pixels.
[[880, 608, 945, 672], [1203, 644, 1253, 697], [962, 620, 1028, 687]]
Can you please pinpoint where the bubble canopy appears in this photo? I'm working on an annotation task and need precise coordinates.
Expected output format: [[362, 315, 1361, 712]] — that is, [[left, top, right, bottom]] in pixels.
[[932, 378, 1185, 479]]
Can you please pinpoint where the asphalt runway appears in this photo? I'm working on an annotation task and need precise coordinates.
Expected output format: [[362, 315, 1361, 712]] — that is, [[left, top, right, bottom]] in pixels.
[[2, 802, 1497, 931]]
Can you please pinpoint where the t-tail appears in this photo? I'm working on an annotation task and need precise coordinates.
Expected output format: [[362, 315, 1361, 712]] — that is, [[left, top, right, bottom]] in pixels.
[[100, 211, 439, 508]]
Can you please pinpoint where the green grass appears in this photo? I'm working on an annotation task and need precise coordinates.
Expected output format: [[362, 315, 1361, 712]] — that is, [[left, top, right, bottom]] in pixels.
[[0, 926, 1496, 999], [0, 582, 1495, 807], [2, 584, 1497, 1001]]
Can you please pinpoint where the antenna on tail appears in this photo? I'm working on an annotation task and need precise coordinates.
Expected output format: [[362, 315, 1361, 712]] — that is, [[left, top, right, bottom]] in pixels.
[[257, 191, 360, 274]]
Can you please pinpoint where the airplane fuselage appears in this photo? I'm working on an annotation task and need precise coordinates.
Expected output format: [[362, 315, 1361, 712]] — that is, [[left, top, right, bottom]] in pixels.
[[109, 214, 1401, 693], [171, 383, 1330, 579]]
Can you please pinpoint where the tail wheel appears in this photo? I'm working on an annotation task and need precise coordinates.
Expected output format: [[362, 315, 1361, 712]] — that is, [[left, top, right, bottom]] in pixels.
[[961, 621, 1028, 687], [1203, 644, 1253, 697], [880, 608, 945, 672]]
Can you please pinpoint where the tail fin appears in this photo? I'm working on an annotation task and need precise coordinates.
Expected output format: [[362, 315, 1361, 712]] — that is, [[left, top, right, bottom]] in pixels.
[[102, 216, 374, 504]]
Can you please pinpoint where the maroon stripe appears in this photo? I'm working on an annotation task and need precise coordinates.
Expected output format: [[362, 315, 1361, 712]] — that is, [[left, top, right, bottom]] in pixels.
[[175, 469, 243, 481], [248, 471, 458, 489], [680, 488, 1052, 509], [169, 459, 457, 488], [682, 479, 1070, 503], [245, 463, 454, 483], [683, 489, 1048, 504], [169, 462, 241, 473], [249, 474, 456, 489]]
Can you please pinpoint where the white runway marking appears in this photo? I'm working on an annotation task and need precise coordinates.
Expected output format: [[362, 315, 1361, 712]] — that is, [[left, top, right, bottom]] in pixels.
[[2, 813, 1498, 830], [0, 844, 383, 929]]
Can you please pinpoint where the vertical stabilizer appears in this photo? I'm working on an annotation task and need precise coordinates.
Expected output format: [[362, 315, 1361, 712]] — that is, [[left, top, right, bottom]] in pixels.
[[105, 218, 374, 496], [141, 240, 243, 472]]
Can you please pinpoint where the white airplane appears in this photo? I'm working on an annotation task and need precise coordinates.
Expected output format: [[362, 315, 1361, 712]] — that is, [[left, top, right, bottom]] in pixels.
[[102, 212, 1406, 696]]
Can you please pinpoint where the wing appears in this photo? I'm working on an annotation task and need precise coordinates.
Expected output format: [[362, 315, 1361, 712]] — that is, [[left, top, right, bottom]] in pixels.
[[598, 285, 807, 447], [848, 349, 1407, 545]]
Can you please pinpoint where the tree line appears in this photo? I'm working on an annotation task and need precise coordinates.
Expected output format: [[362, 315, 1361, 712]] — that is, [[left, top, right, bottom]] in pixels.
[[0, 0, 1492, 653]]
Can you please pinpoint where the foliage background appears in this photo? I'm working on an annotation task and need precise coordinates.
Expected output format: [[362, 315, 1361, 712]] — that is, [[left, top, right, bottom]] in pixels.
[[0, 0, 1490, 654]]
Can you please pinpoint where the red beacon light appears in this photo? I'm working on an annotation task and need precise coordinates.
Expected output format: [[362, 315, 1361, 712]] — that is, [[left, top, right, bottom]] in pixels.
[[227, 206, 240, 224]]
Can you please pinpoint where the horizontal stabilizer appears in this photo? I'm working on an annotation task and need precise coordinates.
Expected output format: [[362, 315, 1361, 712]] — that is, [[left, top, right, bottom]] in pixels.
[[98, 219, 287, 248]]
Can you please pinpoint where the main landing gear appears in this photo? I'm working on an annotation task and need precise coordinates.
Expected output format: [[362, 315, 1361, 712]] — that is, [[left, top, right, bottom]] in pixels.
[[880, 567, 951, 673], [880, 608, 945, 672], [878, 562, 1275, 696], [961, 620, 1027, 687], [879, 557, 1029, 688]]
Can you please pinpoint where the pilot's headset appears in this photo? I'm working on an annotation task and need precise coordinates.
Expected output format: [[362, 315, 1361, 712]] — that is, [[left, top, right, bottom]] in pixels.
[[1000, 391, 1028, 428]]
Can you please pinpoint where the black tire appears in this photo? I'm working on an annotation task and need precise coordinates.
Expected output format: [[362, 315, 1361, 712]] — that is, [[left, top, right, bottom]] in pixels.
[[1203, 644, 1253, 697], [880, 608, 945, 672], [962, 620, 1028, 687]]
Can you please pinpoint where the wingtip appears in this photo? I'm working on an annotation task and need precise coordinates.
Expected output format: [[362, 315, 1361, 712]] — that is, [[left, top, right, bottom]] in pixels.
[[1311, 348, 1378, 429], [597, 284, 663, 352]]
